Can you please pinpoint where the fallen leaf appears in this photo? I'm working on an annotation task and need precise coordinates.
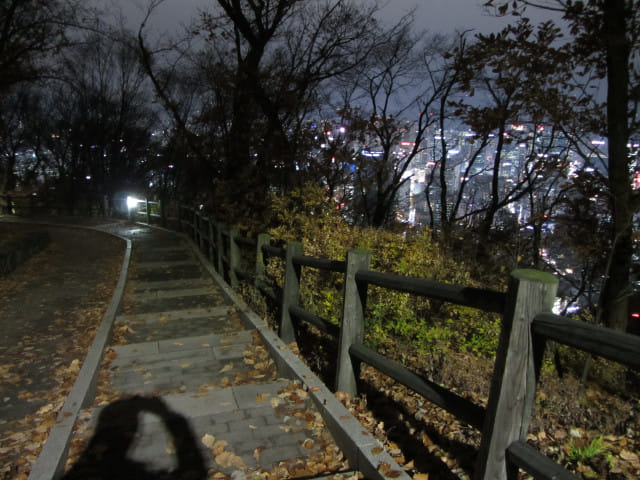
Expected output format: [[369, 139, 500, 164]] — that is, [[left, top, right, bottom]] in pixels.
[[202, 434, 216, 449], [36, 403, 54, 415], [219, 363, 234, 373], [68, 359, 81, 374], [253, 446, 266, 460], [620, 450, 639, 463], [569, 428, 583, 438], [215, 451, 245, 469], [378, 462, 392, 475]]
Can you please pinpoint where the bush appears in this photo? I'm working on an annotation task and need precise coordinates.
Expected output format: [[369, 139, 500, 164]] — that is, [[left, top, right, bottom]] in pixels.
[[261, 184, 504, 358]]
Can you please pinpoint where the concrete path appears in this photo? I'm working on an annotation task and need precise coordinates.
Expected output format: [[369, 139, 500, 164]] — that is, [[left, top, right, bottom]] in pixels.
[[28, 222, 408, 480]]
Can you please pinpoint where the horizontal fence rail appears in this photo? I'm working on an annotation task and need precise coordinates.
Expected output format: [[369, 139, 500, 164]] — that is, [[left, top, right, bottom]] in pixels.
[[355, 270, 506, 314], [349, 343, 486, 430], [293, 255, 347, 274], [506, 441, 579, 480], [176, 205, 639, 480], [532, 313, 640, 369], [289, 305, 341, 338], [261, 244, 286, 259]]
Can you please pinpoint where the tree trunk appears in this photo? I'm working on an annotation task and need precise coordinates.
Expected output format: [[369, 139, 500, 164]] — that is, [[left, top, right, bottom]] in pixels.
[[477, 124, 506, 260], [438, 97, 450, 241], [601, 0, 631, 332]]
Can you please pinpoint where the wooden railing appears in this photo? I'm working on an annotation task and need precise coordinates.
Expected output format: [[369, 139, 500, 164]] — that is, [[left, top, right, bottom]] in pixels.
[[178, 205, 640, 480]]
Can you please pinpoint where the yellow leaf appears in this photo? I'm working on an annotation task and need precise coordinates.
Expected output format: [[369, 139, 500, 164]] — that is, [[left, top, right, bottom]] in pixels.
[[219, 363, 233, 373], [215, 451, 245, 469], [68, 359, 81, 374], [256, 393, 269, 402], [36, 403, 54, 415], [202, 434, 216, 449], [212, 440, 228, 456], [378, 462, 401, 478]]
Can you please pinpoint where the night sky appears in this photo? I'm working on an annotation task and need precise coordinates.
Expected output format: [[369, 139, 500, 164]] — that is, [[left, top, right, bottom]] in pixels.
[[111, 0, 561, 37]]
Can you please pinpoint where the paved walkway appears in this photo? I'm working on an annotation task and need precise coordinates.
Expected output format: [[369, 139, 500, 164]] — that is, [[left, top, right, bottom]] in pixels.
[[27, 222, 407, 480]]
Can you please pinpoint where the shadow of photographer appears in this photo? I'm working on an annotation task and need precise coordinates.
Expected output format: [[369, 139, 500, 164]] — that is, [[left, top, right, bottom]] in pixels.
[[59, 395, 207, 480]]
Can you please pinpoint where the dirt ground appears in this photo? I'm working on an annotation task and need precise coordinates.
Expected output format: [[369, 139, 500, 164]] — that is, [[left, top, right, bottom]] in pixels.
[[0, 220, 125, 479]]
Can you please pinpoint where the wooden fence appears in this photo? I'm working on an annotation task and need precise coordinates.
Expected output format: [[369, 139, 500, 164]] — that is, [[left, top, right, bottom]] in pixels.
[[131, 198, 164, 225], [178, 205, 640, 480]]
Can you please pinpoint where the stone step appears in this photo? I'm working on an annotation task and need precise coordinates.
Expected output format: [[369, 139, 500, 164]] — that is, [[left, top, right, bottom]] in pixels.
[[116, 306, 233, 325], [134, 259, 195, 269], [128, 287, 216, 302], [129, 278, 213, 292]]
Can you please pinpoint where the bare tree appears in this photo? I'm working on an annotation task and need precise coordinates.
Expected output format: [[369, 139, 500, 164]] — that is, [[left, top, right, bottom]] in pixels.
[[451, 18, 572, 259], [137, 0, 386, 219], [347, 24, 449, 227], [32, 30, 157, 213], [0, 0, 86, 211]]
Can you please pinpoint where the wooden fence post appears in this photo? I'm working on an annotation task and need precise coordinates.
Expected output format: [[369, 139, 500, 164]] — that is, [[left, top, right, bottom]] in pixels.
[[335, 249, 371, 396], [198, 214, 206, 253], [146, 199, 151, 224], [208, 219, 214, 263], [216, 223, 225, 275], [255, 234, 271, 289], [192, 209, 196, 242], [475, 269, 558, 480], [280, 242, 303, 344], [229, 229, 240, 288], [191, 208, 197, 241], [160, 199, 166, 227]]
